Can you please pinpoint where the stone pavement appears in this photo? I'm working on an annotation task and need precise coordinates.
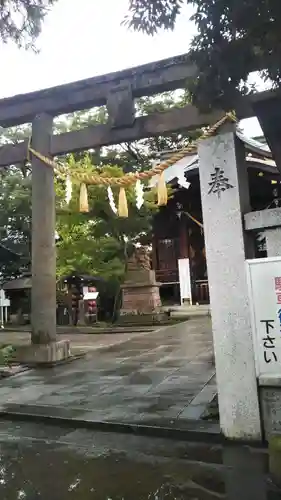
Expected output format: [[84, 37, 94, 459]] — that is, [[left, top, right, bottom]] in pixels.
[[0, 318, 216, 432]]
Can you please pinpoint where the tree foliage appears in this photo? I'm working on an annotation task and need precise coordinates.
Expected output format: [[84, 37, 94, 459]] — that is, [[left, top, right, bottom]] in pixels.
[[125, 0, 281, 110], [0, 0, 57, 49], [0, 168, 31, 278], [0, 126, 32, 278], [124, 0, 182, 34]]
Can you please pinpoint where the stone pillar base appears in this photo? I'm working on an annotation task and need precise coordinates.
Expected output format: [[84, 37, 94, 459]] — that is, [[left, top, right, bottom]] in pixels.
[[14, 340, 71, 366], [259, 376, 281, 440]]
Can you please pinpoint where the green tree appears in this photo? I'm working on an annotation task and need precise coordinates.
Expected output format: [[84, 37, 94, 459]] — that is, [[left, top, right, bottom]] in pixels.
[[125, 0, 280, 110], [0, 168, 31, 277], [0, 126, 32, 278], [0, 1, 57, 49]]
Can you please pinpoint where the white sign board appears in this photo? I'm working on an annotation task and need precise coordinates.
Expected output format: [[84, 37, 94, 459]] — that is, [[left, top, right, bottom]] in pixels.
[[0, 289, 9, 307], [246, 256, 281, 377], [178, 258, 192, 305], [84, 292, 99, 300]]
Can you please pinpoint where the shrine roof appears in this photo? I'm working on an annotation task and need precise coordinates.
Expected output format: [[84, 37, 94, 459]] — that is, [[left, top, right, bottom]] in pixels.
[[150, 128, 276, 188], [3, 276, 31, 290]]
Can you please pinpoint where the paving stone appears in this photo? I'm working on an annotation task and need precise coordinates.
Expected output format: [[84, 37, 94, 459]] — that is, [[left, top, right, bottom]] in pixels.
[[0, 319, 216, 428]]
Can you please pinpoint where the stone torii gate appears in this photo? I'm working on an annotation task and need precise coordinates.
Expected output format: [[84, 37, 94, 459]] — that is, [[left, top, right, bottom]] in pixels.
[[0, 53, 276, 440]]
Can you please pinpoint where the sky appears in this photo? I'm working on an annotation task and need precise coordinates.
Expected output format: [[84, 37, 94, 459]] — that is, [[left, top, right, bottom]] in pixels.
[[1, 0, 262, 136]]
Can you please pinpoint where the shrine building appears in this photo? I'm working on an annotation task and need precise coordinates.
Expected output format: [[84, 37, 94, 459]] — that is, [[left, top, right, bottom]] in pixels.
[[150, 130, 280, 304]]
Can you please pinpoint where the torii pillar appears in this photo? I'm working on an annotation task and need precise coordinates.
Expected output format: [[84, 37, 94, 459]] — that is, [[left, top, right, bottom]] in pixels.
[[16, 113, 70, 364], [198, 124, 261, 440]]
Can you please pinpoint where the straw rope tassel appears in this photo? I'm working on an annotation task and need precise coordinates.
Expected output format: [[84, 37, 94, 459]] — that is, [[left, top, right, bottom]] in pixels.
[[157, 172, 168, 206], [79, 183, 89, 213], [118, 187, 128, 217]]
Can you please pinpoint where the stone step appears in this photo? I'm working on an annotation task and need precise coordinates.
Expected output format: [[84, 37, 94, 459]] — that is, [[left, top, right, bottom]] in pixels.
[[162, 305, 210, 318], [170, 310, 210, 318]]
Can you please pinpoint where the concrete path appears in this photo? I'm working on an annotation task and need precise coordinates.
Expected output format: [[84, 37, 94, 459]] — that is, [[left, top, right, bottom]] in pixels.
[[0, 319, 216, 432]]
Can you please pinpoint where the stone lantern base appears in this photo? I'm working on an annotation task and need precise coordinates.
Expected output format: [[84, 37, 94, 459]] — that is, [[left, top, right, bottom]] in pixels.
[[119, 268, 166, 324]]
